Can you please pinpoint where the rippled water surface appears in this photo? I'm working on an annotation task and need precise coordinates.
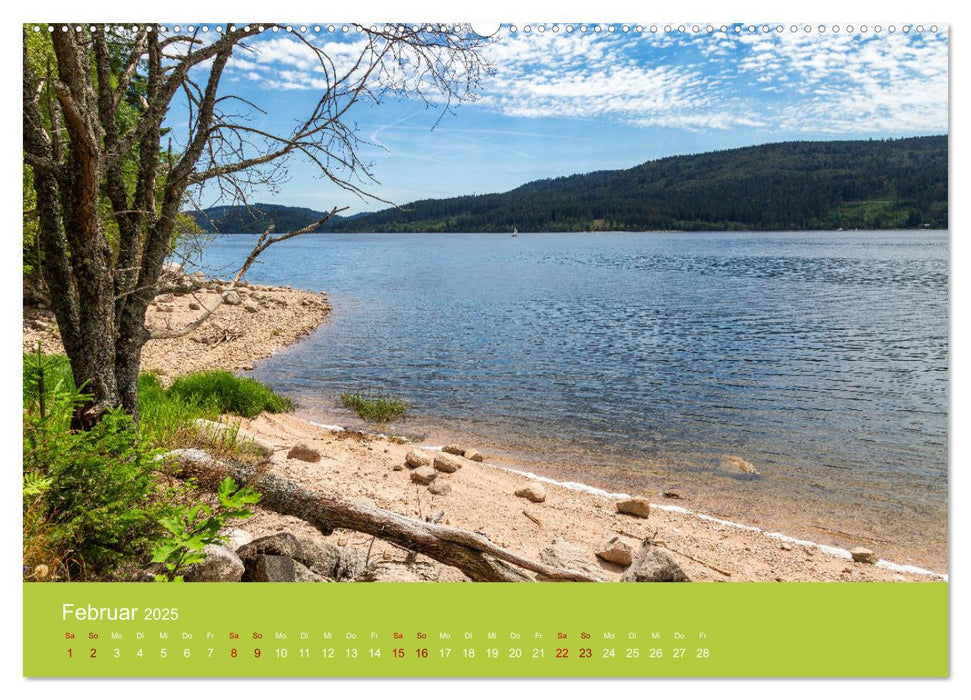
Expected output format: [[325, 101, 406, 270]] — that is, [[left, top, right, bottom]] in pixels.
[[194, 231, 948, 568]]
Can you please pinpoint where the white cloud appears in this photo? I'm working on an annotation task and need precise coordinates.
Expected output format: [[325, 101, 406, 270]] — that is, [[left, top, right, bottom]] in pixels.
[[478, 31, 764, 131], [220, 27, 948, 136]]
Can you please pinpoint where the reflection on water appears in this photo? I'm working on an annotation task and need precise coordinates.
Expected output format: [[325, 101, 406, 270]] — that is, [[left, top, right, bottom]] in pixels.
[[193, 231, 948, 568]]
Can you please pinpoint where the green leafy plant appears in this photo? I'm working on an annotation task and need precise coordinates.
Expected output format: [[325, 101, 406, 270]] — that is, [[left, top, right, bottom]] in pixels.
[[151, 477, 261, 582], [340, 392, 409, 423], [23, 350, 175, 579], [23, 352, 272, 580]]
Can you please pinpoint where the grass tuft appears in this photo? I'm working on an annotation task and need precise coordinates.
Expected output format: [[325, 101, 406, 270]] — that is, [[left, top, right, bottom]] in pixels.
[[340, 392, 409, 423], [168, 371, 293, 418]]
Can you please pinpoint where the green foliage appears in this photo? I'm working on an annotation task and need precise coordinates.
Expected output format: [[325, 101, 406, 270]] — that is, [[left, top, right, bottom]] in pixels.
[[23, 353, 286, 458], [136, 372, 220, 449], [22, 353, 274, 580], [340, 392, 409, 423], [23, 349, 74, 411], [151, 477, 260, 582], [22, 351, 173, 579], [293, 136, 947, 233], [23, 28, 55, 276], [168, 371, 294, 418]]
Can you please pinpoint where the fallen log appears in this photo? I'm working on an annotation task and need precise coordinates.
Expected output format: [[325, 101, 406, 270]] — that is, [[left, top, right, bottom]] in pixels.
[[169, 450, 599, 583]]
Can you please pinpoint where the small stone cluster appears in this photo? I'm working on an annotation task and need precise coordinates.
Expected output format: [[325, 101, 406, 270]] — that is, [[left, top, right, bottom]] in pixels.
[[400, 445, 483, 498], [178, 531, 371, 583]]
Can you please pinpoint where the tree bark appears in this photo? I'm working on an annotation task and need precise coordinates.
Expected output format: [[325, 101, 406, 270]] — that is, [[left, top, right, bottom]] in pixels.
[[23, 25, 490, 427], [174, 453, 600, 583]]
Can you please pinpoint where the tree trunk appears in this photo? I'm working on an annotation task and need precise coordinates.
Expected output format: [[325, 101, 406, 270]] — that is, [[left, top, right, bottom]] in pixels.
[[174, 453, 601, 583], [48, 30, 122, 427]]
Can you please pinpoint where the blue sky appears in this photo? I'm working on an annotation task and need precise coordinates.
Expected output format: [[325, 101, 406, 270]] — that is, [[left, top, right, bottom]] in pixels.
[[167, 23, 949, 215]]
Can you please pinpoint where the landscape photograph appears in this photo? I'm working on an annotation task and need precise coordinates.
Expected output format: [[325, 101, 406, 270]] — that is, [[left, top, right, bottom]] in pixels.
[[22, 22, 948, 585]]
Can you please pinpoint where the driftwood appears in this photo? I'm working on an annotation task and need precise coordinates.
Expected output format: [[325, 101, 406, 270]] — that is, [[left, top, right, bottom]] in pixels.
[[522, 509, 543, 527], [149, 298, 223, 339], [173, 452, 599, 583], [653, 537, 733, 578]]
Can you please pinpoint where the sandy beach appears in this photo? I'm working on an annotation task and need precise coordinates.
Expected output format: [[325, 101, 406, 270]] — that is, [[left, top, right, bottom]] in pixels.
[[22, 278, 946, 583]]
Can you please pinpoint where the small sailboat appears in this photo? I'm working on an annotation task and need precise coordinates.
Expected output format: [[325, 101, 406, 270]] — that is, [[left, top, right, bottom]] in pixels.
[[512, 227, 518, 237]]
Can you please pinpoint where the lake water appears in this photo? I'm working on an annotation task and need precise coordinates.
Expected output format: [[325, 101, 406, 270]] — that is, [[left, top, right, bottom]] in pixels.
[[192, 231, 949, 570]]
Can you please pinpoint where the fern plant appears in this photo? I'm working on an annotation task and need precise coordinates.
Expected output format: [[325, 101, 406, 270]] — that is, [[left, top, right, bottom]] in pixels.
[[151, 477, 261, 582]]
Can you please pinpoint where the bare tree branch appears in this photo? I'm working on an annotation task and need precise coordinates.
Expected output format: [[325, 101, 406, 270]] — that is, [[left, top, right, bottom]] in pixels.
[[233, 207, 347, 282], [148, 299, 224, 340]]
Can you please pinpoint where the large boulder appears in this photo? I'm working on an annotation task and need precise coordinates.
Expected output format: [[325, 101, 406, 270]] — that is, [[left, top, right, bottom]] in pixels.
[[428, 480, 452, 496], [293, 536, 368, 581], [249, 555, 325, 582], [463, 448, 484, 462], [221, 528, 254, 551], [621, 541, 690, 582], [850, 547, 878, 564], [442, 445, 465, 456], [537, 538, 602, 580], [236, 533, 300, 566], [183, 545, 245, 582]]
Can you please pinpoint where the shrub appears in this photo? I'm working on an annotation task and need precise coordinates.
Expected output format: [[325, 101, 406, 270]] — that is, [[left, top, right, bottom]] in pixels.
[[168, 371, 293, 418], [340, 392, 409, 423], [21, 353, 274, 580], [23, 352, 174, 579]]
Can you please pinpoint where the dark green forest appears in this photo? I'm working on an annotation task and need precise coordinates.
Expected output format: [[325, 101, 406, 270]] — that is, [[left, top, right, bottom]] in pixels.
[[189, 136, 947, 233], [188, 203, 338, 234]]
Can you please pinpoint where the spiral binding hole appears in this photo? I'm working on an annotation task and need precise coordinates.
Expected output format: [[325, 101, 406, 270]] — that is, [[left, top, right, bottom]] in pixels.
[[28, 21, 940, 39]]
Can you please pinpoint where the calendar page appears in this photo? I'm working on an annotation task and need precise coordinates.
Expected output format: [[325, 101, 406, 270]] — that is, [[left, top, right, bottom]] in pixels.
[[21, 19, 948, 678]]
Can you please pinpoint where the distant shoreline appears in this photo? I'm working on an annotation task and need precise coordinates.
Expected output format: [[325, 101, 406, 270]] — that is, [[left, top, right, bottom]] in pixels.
[[187, 137, 948, 234]]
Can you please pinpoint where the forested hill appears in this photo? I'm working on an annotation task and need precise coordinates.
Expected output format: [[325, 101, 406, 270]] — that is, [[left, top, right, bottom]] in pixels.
[[188, 203, 343, 234], [191, 136, 947, 233]]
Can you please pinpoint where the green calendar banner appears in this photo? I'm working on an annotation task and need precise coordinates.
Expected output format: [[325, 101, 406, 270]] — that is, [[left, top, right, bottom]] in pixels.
[[23, 583, 948, 677]]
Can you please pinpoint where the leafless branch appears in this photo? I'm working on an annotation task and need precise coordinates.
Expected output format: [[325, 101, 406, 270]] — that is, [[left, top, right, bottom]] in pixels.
[[233, 206, 347, 282]]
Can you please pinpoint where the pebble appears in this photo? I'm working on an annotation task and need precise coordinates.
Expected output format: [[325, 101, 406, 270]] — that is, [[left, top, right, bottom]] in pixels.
[[428, 480, 452, 496], [595, 536, 634, 567], [433, 454, 463, 473], [410, 466, 437, 485], [616, 498, 651, 519], [287, 444, 321, 463], [719, 454, 759, 475], [514, 484, 546, 503], [405, 449, 432, 468], [850, 547, 878, 564]]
